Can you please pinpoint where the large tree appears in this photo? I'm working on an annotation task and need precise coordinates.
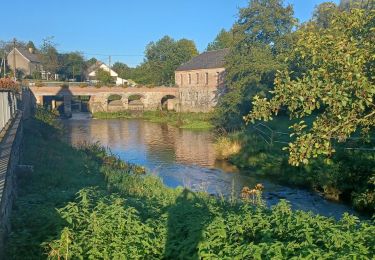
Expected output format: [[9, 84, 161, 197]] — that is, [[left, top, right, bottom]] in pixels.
[[58, 52, 86, 81], [247, 9, 375, 166], [339, 0, 374, 10], [40, 37, 59, 76], [143, 36, 198, 85], [213, 0, 296, 130], [206, 29, 234, 51], [313, 2, 339, 28]]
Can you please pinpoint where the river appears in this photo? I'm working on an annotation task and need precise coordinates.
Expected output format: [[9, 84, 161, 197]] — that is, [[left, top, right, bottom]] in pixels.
[[62, 113, 361, 219]]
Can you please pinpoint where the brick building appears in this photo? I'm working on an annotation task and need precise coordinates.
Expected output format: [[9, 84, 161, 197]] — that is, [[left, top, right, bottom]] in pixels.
[[175, 48, 229, 112]]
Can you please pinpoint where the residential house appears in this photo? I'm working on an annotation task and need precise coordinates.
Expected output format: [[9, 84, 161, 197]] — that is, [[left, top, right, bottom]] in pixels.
[[85, 61, 129, 86], [7, 47, 42, 77]]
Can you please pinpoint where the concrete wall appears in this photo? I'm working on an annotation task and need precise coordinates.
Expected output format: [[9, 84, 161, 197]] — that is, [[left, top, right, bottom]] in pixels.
[[0, 112, 23, 255]]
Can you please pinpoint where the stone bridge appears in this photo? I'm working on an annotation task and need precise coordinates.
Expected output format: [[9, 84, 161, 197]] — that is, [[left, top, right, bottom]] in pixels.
[[30, 86, 180, 116]]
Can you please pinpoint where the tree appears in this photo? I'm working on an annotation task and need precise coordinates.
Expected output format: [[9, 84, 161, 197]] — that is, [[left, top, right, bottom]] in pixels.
[[40, 37, 59, 76], [112, 62, 132, 79], [143, 36, 198, 85], [26, 41, 36, 51], [213, 0, 296, 130], [96, 68, 113, 85], [207, 29, 234, 51], [339, 0, 374, 10], [313, 2, 339, 28], [86, 57, 98, 68], [247, 9, 375, 166], [58, 52, 85, 81]]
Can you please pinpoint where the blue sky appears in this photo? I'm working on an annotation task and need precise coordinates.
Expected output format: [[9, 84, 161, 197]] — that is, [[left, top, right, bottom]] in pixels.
[[1, 0, 339, 67]]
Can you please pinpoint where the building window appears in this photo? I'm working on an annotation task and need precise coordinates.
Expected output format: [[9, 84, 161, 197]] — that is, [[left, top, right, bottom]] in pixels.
[[180, 74, 183, 86], [196, 73, 199, 84], [188, 74, 192, 85], [205, 72, 209, 85]]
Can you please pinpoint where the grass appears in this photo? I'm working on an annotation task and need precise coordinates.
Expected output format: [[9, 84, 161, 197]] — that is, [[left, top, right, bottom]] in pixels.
[[5, 115, 375, 259], [92, 110, 214, 129]]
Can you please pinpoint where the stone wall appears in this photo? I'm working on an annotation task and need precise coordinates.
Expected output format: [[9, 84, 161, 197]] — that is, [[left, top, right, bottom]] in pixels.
[[175, 68, 226, 112], [0, 112, 23, 255]]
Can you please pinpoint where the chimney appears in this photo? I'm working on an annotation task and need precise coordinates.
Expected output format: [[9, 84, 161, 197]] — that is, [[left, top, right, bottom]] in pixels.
[[28, 47, 34, 54]]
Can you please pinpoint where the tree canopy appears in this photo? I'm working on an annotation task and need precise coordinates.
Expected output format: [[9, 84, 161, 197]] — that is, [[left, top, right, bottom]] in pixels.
[[206, 29, 234, 51], [213, 0, 296, 130], [247, 9, 375, 166]]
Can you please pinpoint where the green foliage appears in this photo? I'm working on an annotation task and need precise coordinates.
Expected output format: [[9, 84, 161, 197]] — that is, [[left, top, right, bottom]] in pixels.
[[225, 116, 375, 213], [129, 36, 198, 86], [206, 29, 234, 51], [96, 68, 113, 85], [58, 51, 86, 81], [40, 37, 59, 75], [313, 2, 339, 28], [248, 9, 375, 166], [92, 111, 213, 129], [144, 36, 198, 86], [213, 0, 296, 131], [6, 118, 375, 259]]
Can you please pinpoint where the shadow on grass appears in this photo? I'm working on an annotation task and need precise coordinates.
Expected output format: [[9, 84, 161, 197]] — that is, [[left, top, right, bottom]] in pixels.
[[164, 189, 213, 259], [5, 119, 106, 259]]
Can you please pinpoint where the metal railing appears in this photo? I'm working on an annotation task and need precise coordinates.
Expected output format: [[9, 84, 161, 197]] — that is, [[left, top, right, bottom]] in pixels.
[[0, 91, 17, 133]]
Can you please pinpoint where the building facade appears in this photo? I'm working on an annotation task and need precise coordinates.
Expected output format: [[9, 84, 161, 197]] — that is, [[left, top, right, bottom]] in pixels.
[[7, 47, 42, 77], [86, 61, 130, 86], [175, 48, 229, 112]]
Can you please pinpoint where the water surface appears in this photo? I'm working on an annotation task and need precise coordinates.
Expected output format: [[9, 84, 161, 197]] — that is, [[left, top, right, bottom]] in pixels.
[[62, 113, 361, 219]]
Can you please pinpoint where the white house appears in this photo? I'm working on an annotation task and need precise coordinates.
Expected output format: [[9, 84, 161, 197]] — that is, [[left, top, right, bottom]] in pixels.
[[86, 61, 129, 86]]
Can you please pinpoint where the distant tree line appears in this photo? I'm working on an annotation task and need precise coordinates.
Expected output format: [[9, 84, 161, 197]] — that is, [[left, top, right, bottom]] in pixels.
[[112, 36, 198, 86]]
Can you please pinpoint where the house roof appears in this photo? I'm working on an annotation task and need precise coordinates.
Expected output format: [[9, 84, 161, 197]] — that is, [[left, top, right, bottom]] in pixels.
[[176, 48, 229, 71], [15, 48, 41, 63], [86, 61, 104, 74]]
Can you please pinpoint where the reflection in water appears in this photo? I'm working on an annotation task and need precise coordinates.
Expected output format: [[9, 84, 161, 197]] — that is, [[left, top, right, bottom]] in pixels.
[[62, 114, 361, 219]]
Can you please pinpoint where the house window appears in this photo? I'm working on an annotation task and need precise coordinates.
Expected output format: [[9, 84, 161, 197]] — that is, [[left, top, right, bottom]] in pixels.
[[196, 73, 199, 84], [180, 74, 183, 86], [188, 74, 192, 85], [205, 72, 209, 85]]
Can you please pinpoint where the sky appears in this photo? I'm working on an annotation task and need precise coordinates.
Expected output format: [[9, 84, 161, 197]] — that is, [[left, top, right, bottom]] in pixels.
[[1, 0, 339, 67]]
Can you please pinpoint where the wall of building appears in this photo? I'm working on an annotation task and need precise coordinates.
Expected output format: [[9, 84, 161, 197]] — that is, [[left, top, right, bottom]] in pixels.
[[175, 68, 226, 112], [7, 51, 30, 75], [175, 68, 225, 89]]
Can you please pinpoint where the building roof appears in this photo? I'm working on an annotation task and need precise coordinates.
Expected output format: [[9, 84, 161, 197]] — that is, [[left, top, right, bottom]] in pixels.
[[15, 48, 41, 63], [86, 61, 104, 74], [176, 48, 229, 71]]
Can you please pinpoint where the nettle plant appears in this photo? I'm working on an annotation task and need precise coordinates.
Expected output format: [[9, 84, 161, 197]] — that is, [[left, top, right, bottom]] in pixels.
[[247, 9, 374, 166]]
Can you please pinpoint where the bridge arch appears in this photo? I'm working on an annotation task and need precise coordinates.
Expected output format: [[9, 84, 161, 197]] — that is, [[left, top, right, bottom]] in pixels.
[[107, 94, 123, 106], [161, 94, 178, 111], [127, 94, 145, 111]]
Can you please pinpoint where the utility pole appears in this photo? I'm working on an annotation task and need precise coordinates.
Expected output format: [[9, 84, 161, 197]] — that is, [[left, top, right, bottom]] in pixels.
[[13, 38, 16, 81], [109, 55, 111, 74], [3, 54, 6, 78]]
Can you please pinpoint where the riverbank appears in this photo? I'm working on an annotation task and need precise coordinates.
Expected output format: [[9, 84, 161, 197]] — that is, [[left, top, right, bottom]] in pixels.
[[92, 110, 213, 129], [5, 113, 375, 259], [215, 117, 375, 214]]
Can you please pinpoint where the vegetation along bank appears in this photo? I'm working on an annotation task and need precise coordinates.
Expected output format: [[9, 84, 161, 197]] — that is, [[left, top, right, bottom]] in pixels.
[[92, 110, 213, 129], [5, 109, 375, 259]]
